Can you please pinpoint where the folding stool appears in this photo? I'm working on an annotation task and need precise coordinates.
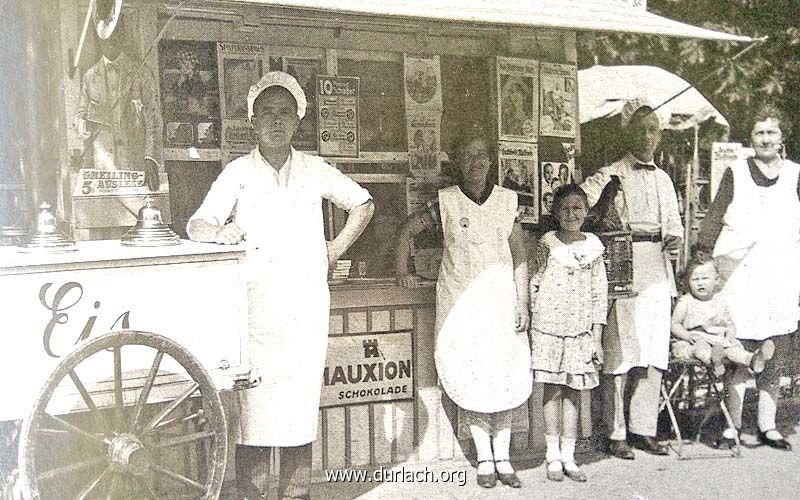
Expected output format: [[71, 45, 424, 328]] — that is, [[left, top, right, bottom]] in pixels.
[[659, 359, 742, 459]]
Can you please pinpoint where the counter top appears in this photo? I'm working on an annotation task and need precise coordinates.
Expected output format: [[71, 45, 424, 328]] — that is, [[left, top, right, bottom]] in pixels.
[[0, 240, 246, 275]]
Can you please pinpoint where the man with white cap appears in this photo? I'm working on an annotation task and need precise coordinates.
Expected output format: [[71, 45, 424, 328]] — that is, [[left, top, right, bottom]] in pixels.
[[581, 97, 683, 458], [188, 71, 374, 499]]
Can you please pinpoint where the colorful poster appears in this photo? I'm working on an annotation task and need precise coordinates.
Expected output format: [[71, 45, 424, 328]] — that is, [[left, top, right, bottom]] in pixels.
[[217, 43, 268, 150], [404, 55, 443, 111], [407, 113, 441, 176], [539, 62, 577, 138], [498, 141, 538, 223], [496, 57, 539, 143], [317, 76, 360, 157]]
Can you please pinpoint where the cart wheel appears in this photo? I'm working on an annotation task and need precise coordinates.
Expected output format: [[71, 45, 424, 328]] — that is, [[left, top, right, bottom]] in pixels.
[[18, 330, 227, 500]]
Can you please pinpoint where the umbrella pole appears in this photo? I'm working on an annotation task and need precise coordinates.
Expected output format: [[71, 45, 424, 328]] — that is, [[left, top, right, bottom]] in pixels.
[[684, 124, 700, 268]]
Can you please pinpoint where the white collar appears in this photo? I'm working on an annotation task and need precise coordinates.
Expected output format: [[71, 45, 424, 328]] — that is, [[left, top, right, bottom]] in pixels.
[[543, 231, 605, 269], [254, 147, 293, 173], [622, 152, 658, 171]]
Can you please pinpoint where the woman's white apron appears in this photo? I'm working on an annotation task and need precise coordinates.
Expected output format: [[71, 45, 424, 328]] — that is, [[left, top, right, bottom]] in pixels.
[[713, 159, 800, 340], [434, 186, 532, 413]]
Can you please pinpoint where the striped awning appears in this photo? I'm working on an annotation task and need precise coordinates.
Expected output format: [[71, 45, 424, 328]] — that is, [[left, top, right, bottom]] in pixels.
[[222, 0, 751, 42]]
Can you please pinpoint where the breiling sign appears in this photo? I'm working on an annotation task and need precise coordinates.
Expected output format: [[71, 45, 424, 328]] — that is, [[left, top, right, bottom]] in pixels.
[[320, 331, 413, 407]]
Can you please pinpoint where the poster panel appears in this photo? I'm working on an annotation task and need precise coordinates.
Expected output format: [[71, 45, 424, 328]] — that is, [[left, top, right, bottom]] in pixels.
[[404, 55, 443, 111], [496, 57, 539, 143], [160, 41, 220, 149], [317, 76, 360, 157], [539, 62, 578, 138], [710, 142, 743, 201], [498, 141, 538, 223], [283, 57, 323, 151], [539, 160, 576, 217], [217, 43, 268, 150], [407, 112, 441, 176]]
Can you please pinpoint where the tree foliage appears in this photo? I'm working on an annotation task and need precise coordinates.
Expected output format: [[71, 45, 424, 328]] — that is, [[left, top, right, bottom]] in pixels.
[[577, 0, 800, 149]]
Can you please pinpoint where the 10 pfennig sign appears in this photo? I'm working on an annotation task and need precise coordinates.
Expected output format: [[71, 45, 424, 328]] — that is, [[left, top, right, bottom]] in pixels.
[[316, 76, 360, 157]]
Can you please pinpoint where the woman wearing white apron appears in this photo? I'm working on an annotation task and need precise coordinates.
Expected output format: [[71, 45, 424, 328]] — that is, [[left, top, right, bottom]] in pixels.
[[397, 130, 532, 489], [697, 104, 800, 451], [188, 72, 373, 499]]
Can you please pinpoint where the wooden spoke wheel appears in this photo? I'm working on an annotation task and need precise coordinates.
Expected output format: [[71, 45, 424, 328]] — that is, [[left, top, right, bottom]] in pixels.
[[18, 331, 227, 500]]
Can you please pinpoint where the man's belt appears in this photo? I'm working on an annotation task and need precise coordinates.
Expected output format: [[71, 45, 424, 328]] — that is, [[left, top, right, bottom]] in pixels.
[[631, 232, 662, 243]]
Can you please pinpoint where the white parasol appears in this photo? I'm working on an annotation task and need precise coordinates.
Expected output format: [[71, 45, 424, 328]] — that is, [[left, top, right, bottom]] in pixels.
[[578, 64, 729, 130]]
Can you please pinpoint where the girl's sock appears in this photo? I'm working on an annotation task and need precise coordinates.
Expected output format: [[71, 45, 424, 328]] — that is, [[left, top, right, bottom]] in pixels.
[[545, 434, 561, 464], [493, 429, 514, 474], [722, 427, 738, 440], [560, 437, 579, 472], [470, 425, 495, 475]]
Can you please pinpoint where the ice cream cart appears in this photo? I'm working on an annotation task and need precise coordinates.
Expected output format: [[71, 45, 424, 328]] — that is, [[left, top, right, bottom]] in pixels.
[[1, 240, 249, 500]]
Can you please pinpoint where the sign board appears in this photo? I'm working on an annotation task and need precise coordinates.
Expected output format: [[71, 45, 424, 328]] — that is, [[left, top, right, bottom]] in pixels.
[[74, 169, 148, 196], [316, 76, 360, 157], [710, 142, 743, 201], [321, 331, 413, 407]]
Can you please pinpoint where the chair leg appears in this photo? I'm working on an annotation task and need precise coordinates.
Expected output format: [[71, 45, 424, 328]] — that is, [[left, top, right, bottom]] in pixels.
[[709, 379, 742, 457], [661, 383, 683, 458]]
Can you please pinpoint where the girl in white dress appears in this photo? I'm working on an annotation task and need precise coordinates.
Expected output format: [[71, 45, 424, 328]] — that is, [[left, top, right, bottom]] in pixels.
[[530, 184, 607, 482]]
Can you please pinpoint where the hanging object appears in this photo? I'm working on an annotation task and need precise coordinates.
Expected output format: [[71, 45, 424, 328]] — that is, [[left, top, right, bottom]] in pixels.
[[121, 196, 180, 247], [17, 202, 77, 253], [95, 0, 123, 40]]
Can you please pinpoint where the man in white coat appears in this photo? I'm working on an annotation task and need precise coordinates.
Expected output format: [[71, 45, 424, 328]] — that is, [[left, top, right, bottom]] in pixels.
[[581, 97, 683, 459], [188, 71, 374, 499]]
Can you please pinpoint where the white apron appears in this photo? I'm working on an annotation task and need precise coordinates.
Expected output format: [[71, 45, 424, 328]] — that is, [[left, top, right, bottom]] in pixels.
[[603, 242, 673, 374], [714, 159, 800, 340], [233, 153, 331, 446], [434, 186, 532, 413]]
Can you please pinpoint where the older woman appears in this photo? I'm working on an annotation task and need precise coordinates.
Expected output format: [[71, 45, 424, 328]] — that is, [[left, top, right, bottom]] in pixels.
[[697, 104, 800, 451], [396, 128, 532, 488]]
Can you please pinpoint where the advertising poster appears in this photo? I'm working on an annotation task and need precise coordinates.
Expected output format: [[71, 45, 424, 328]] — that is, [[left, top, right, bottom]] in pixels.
[[278, 57, 322, 151], [498, 141, 538, 223], [217, 43, 268, 150], [406, 176, 448, 279], [73, 169, 148, 197], [539, 62, 577, 138], [159, 41, 220, 149], [407, 112, 441, 176], [317, 76, 360, 157], [496, 57, 539, 143], [540, 161, 575, 217], [710, 142, 743, 201], [404, 55, 443, 111]]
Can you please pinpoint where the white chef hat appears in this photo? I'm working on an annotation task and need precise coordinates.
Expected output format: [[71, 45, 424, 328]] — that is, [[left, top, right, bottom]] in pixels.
[[620, 96, 671, 130], [247, 71, 307, 120]]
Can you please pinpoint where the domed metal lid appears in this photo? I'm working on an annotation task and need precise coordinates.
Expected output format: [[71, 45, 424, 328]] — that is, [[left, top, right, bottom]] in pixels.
[[17, 202, 77, 253], [121, 196, 180, 247]]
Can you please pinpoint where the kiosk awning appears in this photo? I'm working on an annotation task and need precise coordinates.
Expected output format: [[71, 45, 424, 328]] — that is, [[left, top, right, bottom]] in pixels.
[[225, 0, 751, 42]]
